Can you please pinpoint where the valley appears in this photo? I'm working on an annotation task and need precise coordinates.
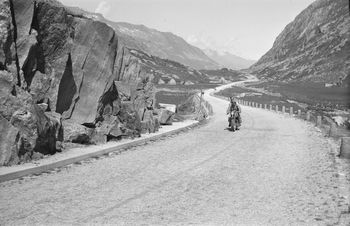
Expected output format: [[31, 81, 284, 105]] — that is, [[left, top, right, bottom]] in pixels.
[[0, 0, 349, 224]]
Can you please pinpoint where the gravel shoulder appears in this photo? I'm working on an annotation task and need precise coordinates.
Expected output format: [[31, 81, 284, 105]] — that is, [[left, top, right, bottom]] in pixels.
[[0, 83, 349, 225]]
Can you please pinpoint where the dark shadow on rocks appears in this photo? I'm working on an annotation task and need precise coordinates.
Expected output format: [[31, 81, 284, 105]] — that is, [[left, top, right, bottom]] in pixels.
[[56, 53, 76, 115]]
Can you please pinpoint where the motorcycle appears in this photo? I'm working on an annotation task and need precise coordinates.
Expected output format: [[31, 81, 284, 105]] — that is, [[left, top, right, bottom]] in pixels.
[[229, 111, 241, 132]]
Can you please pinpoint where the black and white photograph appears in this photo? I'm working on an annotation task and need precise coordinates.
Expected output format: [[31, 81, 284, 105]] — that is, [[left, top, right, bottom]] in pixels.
[[0, 0, 349, 224]]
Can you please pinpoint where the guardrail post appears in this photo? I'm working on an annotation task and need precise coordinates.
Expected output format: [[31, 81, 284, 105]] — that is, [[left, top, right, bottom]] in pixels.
[[329, 123, 337, 137], [297, 109, 301, 117], [316, 116, 322, 126], [289, 107, 293, 115], [282, 106, 285, 113], [269, 105, 272, 111], [306, 111, 311, 121], [340, 137, 350, 159]]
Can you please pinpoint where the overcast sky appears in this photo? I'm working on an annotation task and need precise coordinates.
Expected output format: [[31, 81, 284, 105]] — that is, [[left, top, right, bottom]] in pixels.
[[60, 0, 315, 60]]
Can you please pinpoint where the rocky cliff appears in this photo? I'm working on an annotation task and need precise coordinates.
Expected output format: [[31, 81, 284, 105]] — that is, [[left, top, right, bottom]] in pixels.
[[249, 0, 350, 83], [0, 0, 164, 166]]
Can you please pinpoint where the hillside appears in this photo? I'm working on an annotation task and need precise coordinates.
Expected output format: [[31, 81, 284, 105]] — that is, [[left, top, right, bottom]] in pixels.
[[67, 8, 219, 70], [125, 49, 211, 85], [249, 0, 350, 84], [203, 49, 256, 70]]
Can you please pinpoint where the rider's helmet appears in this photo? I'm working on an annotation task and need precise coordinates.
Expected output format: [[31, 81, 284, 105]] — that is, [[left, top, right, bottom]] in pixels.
[[230, 96, 237, 104]]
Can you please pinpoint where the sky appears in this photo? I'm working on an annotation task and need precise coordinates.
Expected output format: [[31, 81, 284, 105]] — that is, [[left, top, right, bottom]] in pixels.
[[60, 0, 315, 60]]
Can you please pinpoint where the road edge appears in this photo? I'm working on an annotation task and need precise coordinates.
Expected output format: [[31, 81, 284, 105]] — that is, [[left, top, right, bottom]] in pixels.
[[0, 119, 209, 183]]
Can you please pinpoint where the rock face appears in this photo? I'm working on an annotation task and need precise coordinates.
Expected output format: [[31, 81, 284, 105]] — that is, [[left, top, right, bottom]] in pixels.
[[249, 0, 350, 83], [0, 0, 160, 165]]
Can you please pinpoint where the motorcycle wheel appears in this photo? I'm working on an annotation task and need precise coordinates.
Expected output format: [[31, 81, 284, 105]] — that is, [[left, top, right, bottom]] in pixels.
[[230, 119, 236, 132]]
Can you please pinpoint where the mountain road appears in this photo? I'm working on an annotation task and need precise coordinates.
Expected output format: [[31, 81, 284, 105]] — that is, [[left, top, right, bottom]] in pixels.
[[0, 80, 349, 225]]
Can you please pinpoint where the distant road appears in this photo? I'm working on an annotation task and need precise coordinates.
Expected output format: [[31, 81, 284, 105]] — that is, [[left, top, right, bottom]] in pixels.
[[0, 77, 349, 225]]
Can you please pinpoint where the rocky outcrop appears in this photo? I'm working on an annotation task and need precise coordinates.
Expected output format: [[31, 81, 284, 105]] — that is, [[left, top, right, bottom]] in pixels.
[[0, 0, 159, 166], [249, 0, 350, 83], [177, 94, 213, 121], [0, 70, 63, 165]]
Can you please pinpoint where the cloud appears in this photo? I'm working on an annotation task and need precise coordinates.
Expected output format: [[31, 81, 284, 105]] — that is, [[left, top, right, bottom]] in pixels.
[[95, 1, 110, 17]]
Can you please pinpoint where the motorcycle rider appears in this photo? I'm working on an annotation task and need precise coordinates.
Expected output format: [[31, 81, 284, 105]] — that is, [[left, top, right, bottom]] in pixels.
[[226, 97, 241, 128]]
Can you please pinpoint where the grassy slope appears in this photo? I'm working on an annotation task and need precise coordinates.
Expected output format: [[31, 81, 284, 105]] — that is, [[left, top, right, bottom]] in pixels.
[[250, 82, 350, 110]]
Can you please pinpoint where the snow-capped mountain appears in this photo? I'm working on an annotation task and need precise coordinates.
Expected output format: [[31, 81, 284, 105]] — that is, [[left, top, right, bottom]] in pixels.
[[203, 49, 256, 70]]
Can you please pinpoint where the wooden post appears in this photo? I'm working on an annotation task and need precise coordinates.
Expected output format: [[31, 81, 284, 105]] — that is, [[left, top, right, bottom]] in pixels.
[[282, 106, 285, 113], [269, 104, 272, 111], [297, 109, 301, 117], [276, 105, 279, 112], [340, 137, 350, 159], [289, 107, 293, 115], [259, 104, 262, 108], [264, 104, 267, 109], [316, 116, 322, 126], [306, 111, 311, 121]]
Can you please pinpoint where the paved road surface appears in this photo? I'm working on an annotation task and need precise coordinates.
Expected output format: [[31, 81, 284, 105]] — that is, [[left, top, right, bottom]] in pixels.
[[1, 83, 349, 225]]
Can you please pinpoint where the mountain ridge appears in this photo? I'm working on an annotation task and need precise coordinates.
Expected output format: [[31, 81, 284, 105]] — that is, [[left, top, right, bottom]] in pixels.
[[203, 49, 256, 70], [67, 8, 220, 70], [249, 0, 350, 84]]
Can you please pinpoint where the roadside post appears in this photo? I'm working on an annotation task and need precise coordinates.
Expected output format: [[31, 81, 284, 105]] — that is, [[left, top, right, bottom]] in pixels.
[[297, 109, 301, 117], [340, 137, 350, 159], [269, 104, 272, 111], [264, 104, 267, 109], [306, 111, 311, 121], [289, 107, 293, 115], [276, 105, 279, 112], [316, 116, 322, 126], [282, 106, 285, 113]]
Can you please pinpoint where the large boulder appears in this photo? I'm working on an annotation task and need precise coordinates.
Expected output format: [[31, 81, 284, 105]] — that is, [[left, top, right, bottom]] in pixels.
[[157, 109, 175, 125], [0, 116, 20, 165], [62, 120, 93, 144]]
